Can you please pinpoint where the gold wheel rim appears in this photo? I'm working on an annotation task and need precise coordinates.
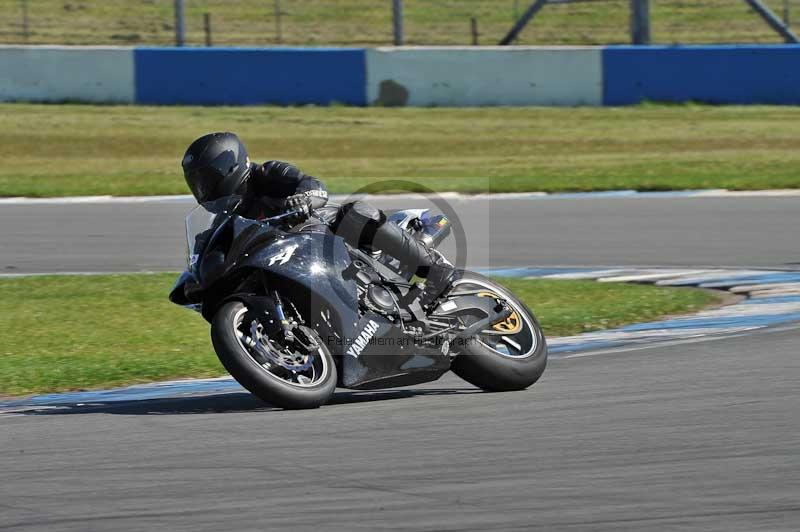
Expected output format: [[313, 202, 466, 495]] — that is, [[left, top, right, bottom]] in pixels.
[[477, 291, 523, 334]]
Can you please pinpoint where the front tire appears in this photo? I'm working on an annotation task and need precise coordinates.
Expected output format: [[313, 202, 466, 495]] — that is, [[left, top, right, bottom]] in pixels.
[[211, 301, 337, 409], [449, 271, 547, 392]]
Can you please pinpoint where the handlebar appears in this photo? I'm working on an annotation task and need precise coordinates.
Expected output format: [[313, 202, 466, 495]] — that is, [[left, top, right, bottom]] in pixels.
[[258, 208, 309, 225]]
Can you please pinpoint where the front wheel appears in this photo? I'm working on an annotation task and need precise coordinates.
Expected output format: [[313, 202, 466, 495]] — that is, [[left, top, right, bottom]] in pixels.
[[449, 271, 547, 392], [211, 300, 337, 409]]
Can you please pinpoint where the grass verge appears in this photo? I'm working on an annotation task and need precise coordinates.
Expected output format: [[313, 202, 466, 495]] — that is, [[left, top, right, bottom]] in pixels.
[[0, 0, 792, 46], [0, 273, 720, 397], [2, 104, 800, 197]]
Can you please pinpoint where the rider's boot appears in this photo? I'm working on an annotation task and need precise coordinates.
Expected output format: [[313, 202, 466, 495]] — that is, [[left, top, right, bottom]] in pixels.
[[417, 254, 457, 309], [371, 221, 456, 308]]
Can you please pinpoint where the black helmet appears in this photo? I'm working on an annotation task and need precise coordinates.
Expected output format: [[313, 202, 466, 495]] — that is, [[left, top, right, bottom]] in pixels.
[[182, 132, 251, 203]]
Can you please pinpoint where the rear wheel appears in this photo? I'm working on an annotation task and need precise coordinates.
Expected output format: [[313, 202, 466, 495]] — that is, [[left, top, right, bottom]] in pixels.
[[449, 271, 547, 391], [211, 300, 337, 409]]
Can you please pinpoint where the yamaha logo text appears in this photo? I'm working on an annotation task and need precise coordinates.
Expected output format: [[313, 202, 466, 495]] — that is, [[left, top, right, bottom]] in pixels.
[[346, 320, 380, 358]]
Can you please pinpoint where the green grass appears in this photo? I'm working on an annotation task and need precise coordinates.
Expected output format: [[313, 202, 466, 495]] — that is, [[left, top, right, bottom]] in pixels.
[[0, 273, 720, 397], [0, 0, 796, 46], [2, 103, 800, 197]]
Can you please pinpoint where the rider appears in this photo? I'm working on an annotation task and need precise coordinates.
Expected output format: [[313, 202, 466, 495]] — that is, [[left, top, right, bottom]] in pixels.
[[181, 132, 455, 308]]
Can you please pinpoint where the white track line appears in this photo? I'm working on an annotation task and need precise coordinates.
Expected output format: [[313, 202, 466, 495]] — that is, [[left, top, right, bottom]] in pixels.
[[729, 282, 800, 293], [2, 189, 800, 205], [538, 269, 632, 280], [596, 270, 711, 283], [0, 271, 165, 278], [0, 195, 194, 204]]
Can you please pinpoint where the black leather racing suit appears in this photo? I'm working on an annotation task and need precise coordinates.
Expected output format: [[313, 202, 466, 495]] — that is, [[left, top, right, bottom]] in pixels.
[[241, 161, 454, 305]]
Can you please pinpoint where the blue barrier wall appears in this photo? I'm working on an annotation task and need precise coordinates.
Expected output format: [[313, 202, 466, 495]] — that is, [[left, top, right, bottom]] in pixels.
[[134, 47, 367, 106], [604, 45, 800, 105], [4, 45, 800, 106]]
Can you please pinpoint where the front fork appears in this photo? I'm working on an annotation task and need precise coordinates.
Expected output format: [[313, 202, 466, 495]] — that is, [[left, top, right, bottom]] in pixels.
[[272, 290, 318, 353]]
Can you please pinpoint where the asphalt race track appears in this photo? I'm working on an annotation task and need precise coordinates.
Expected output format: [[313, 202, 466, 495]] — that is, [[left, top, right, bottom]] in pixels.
[[1, 195, 799, 273], [1, 195, 799, 531]]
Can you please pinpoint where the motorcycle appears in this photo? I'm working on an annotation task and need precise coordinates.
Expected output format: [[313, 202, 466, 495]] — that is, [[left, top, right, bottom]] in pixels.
[[169, 195, 547, 409]]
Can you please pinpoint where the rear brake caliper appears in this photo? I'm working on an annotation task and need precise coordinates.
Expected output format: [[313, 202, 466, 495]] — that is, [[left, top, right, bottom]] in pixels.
[[477, 291, 522, 334]]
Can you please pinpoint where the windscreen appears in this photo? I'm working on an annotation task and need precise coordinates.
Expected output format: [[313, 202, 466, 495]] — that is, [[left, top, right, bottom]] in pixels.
[[184, 195, 242, 267]]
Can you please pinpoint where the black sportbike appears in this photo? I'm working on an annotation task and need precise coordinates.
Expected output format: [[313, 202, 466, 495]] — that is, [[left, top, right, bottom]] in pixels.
[[170, 195, 547, 409]]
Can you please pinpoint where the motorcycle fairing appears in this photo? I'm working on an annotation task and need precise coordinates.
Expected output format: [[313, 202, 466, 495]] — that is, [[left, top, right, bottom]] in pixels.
[[235, 230, 361, 333], [387, 209, 429, 230], [340, 312, 450, 389], [169, 270, 197, 306]]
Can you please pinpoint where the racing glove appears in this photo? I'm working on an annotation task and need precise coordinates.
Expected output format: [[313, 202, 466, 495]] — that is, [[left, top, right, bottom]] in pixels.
[[284, 194, 312, 224]]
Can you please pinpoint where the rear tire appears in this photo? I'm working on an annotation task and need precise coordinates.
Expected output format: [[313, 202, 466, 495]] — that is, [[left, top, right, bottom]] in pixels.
[[449, 271, 547, 392], [211, 301, 337, 409]]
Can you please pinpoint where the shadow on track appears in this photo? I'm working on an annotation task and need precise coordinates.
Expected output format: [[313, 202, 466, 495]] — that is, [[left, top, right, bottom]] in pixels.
[[10, 387, 481, 416]]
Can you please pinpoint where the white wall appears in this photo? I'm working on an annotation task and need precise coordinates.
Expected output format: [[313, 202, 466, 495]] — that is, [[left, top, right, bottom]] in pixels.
[[366, 47, 603, 107], [0, 46, 134, 103]]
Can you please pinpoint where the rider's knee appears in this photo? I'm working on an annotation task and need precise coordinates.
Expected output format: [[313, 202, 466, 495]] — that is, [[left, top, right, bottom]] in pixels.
[[343, 201, 384, 223], [336, 201, 386, 246]]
